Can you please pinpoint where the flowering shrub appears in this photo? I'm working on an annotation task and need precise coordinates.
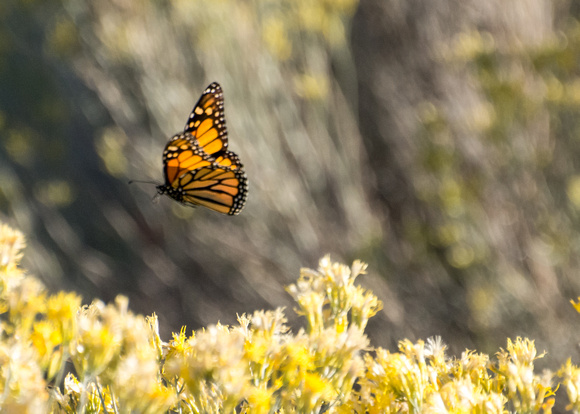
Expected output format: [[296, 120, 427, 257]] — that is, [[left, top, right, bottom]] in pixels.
[[0, 221, 579, 413]]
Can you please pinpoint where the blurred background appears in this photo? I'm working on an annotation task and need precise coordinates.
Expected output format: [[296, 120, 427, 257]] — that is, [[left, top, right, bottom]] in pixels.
[[1, 0, 580, 366]]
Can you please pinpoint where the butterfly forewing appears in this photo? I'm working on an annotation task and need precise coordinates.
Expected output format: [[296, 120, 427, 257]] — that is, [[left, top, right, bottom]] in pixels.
[[213, 150, 243, 170], [184, 82, 228, 157], [162, 134, 213, 184]]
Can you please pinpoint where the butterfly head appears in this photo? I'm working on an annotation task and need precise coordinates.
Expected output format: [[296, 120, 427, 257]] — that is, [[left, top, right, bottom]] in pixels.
[[156, 184, 177, 200]]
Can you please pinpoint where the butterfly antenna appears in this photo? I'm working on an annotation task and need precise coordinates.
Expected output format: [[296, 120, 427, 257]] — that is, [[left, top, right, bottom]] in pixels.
[[128, 179, 160, 186]]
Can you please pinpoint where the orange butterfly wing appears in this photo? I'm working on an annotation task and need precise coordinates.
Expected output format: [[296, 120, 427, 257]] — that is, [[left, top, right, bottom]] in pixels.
[[178, 165, 248, 215], [177, 82, 243, 171], [183, 82, 228, 158], [162, 134, 213, 184]]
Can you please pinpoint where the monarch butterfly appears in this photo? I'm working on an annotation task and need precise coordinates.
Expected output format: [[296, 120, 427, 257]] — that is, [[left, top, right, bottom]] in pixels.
[[155, 82, 248, 215]]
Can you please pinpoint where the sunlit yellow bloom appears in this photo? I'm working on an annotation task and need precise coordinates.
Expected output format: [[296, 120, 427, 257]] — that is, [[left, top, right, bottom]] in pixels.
[[246, 385, 273, 414], [0, 224, 25, 270], [0, 221, 574, 413]]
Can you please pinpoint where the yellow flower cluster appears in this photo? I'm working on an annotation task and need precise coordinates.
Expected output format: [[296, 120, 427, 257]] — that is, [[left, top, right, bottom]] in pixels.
[[0, 222, 577, 413], [259, 0, 358, 61]]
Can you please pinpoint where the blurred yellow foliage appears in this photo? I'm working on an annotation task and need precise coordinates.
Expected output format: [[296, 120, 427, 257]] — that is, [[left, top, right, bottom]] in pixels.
[[46, 16, 80, 57], [34, 180, 74, 207], [566, 175, 580, 210], [95, 126, 128, 177], [4, 128, 36, 166]]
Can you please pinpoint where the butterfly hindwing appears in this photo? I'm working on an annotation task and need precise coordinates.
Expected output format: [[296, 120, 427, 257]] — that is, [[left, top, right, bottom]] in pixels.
[[179, 165, 248, 215], [183, 82, 228, 157], [158, 164, 248, 215]]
